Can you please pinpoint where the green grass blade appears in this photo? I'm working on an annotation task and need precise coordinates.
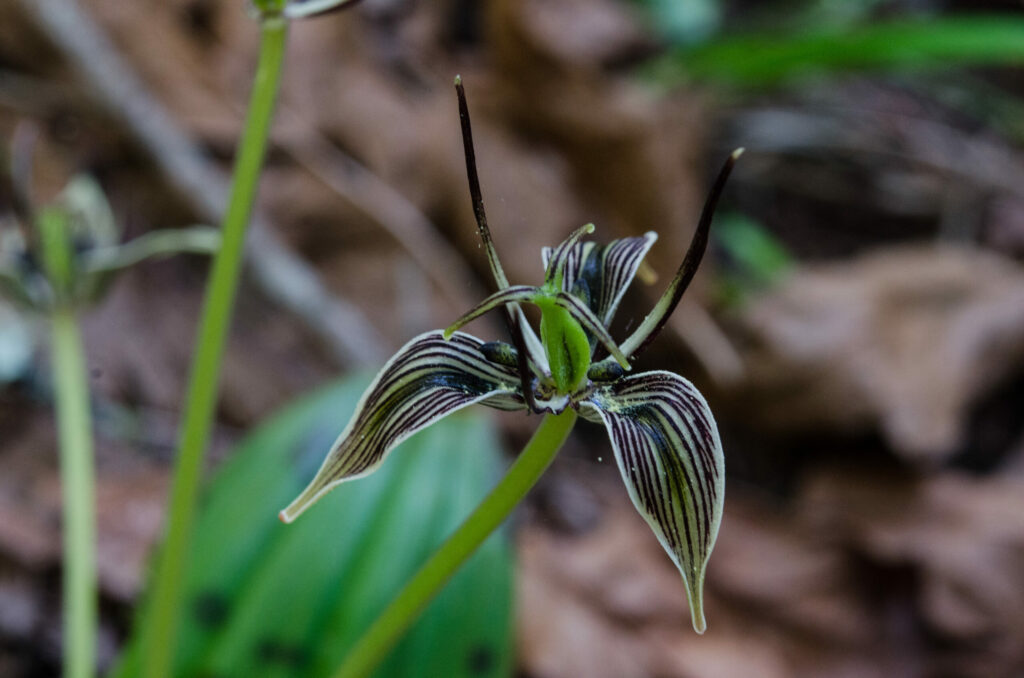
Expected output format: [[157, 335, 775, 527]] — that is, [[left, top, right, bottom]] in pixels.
[[651, 16, 1024, 87]]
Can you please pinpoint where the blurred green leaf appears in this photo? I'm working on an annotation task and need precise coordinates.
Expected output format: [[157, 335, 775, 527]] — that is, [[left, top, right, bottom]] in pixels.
[[714, 213, 792, 307], [112, 375, 513, 678], [792, 0, 886, 31], [649, 16, 1024, 87]]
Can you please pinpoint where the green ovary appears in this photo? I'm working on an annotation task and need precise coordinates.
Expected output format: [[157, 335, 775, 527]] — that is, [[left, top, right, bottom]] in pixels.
[[537, 297, 591, 393]]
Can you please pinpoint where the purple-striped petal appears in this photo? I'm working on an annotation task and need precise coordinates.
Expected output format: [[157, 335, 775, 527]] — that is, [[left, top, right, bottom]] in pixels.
[[280, 331, 525, 522], [541, 242, 594, 291], [580, 370, 725, 633], [543, 232, 658, 326]]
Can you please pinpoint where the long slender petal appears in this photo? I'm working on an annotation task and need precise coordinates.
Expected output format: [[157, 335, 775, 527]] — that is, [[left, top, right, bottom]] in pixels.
[[553, 292, 630, 368], [581, 370, 725, 633], [619, 150, 742, 358], [443, 285, 540, 339], [544, 223, 595, 289], [280, 331, 525, 522]]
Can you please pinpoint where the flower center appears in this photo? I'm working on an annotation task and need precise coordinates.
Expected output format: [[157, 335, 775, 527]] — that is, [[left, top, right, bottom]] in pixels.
[[535, 295, 592, 394]]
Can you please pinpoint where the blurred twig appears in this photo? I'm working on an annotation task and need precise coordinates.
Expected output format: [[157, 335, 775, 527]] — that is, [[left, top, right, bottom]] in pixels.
[[731, 105, 1024, 200], [16, 0, 385, 367], [277, 112, 479, 311], [670, 301, 745, 385]]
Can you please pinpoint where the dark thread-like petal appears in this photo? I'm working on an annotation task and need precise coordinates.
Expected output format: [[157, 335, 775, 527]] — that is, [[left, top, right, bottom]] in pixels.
[[455, 76, 510, 292], [620, 150, 742, 358], [455, 77, 545, 405]]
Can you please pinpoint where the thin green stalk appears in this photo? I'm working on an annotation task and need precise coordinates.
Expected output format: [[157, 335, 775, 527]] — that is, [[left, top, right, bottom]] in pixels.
[[332, 409, 579, 678], [139, 17, 288, 678], [52, 307, 97, 678]]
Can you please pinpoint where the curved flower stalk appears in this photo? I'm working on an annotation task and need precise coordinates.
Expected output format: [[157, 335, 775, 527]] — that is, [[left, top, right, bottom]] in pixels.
[[281, 77, 742, 636]]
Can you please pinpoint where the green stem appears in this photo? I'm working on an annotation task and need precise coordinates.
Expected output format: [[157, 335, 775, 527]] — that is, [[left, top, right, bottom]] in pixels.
[[332, 409, 578, 678], [52, 307, 97, 678], [139, 17, 288, 678]]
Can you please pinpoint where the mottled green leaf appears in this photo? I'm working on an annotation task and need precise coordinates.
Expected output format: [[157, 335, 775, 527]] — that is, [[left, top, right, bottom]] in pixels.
[[112, 374, 513, 678]]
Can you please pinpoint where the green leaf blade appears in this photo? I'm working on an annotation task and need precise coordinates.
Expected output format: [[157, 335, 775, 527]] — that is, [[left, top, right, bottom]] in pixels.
[[114, 375, 514, 678]]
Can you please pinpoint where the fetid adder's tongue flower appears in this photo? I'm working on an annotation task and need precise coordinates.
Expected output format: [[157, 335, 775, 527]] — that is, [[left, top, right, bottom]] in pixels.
[[279, 76, 742, 634], [0, 171, 219, 311]]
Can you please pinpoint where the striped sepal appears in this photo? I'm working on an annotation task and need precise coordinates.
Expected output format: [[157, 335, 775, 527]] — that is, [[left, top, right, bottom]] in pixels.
[[280, 331, 525, 522], [582, 370, 724, 633], [544, 232, 658, 327], [541, 242, 593, 290]]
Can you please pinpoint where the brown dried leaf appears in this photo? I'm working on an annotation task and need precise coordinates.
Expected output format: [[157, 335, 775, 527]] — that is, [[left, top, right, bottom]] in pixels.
[[729, 245, 1024, 463], [798, 467, 1024, 676], [518, 467, 893, 678]]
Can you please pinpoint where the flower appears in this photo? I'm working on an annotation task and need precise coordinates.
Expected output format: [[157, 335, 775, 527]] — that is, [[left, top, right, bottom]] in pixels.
[[0, 173, 219, 310], [279, 77, 742, 633]]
